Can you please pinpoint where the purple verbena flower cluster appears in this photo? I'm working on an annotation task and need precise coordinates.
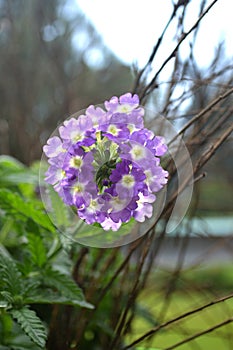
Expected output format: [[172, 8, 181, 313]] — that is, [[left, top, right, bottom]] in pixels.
[[43, 93, 168, 231]]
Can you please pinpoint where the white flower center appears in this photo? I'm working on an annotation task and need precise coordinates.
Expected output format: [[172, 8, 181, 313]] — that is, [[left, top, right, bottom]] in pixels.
[[121, 174, 135, 188], [56, 169, 66, 182], [70, 156, 83, 169], [71, 131, 84, 143], [130, 145, 145, 160], [107, 124, 119, 136], [117, 104, 133, 113], [87, 199, 100, 213], [109, 196, 127, 212], [127, 123, 136, 134], [73, 183, 84, 194]]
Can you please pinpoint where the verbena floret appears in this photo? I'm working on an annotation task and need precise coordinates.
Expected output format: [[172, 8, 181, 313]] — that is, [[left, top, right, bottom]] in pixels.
[[43, 93, 168, 231]]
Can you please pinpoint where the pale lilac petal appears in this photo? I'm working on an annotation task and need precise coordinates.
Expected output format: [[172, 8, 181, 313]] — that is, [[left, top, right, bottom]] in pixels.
[[43, 92, 169, 231], [43, 136, 63, 158], [101, 217, 122, 231]]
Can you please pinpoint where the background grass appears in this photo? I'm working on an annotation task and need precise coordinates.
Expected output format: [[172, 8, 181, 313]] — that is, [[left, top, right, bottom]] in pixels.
[[126, 264, 233, 349]]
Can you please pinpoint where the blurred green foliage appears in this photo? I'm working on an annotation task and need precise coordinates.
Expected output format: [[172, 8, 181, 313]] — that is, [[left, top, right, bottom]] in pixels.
[[0, 156, 93, 348], [0, 156, 139, 349], [128, 270, 233, 349]]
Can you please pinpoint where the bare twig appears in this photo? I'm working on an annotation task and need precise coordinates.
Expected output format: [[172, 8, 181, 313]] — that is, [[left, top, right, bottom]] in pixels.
[[193, 122, 233, 172], [123, 293, 233, 349], [140, 0, 219, 101], [109, 234, 154, 349], [165, 318, 233, 350], [168, 86, 233, 145], [133, 1, 181, 95]]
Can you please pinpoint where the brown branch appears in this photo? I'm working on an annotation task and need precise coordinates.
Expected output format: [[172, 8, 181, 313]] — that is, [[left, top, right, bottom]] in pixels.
[[191, 172, 207, 184], [96, 238, 144, 304], [123, 293, 233, 349], [193, 122, 233, 172], [165, 318, 233, 350], [168, 86, 233, 146], [133, 1, 180, 95], [194, 106, 233, 141], [109, 233, 154, 349], [140, 0, 219, 101]]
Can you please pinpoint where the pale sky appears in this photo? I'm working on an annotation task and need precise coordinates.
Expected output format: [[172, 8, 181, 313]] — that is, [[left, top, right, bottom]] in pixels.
[[75, 0, 232, 70]]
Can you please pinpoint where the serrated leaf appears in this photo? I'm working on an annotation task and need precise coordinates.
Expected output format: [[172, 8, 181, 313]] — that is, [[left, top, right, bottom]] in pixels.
[[0, 254, 22, 296], [0, 189, 55, 232], [0, 291, 13, 305], [10, 307, 47, 348], [0, 299, 9, 308], [42, 269, 93, 309], [9, 334, 42, 350], [25, 292, 92, 307], [23, 280, 41, 299], [27, 234, 47, 268]]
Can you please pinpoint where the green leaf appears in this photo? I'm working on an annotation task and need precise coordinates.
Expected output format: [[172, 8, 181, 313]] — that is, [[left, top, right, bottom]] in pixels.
[[0, 254, 22, 297], [0, 218, 13, 244], [0, 155, 25, 171], [42, 269, 94, 309], [10, 307, 47, 348], [25, 291, 91, 307], [8, 334, 43, 350], [23, 280, 41, 300], [0, 298, 9, 308], [0, 172, 38, 186], [27, 234, 47, 268], [0, 291, 14, 305], [0, 156, 38, 186], [0, 345, 10, 350], [48, 186, 69, 229], [0, 189, 55, 232]]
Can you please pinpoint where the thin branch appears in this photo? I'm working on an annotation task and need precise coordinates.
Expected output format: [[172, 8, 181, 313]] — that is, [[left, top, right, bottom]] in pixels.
[[191, 172, 207, 185], [109, 235, 153, 349], [165, 318, 233, 350], [123, 293, 233, 349], [133, 1, 180, 95], [193, 122, 233, 172], [140, 0, 219, 101], [168, 86, 233, 146]]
